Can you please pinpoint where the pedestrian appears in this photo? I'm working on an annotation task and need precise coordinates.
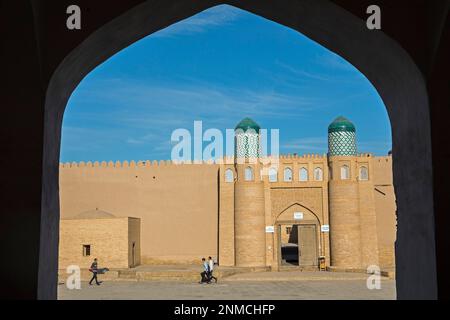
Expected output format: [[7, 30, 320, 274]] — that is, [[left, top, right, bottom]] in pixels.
[[89, 258, 101, 286], [199, 258, 210, 284], [208, 256, 217, 283]]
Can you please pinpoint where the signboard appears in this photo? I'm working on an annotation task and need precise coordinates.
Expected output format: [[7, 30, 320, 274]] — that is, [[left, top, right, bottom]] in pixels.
[[265, 226, 275, 233], [293, 212, 304, 220], [321, 225, 330, 232]]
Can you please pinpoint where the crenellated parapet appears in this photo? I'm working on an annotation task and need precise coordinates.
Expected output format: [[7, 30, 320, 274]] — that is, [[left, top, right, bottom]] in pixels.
[[60, 154, 331, 170], [279, 153, 327, 160], [59, 159, 222, 169]]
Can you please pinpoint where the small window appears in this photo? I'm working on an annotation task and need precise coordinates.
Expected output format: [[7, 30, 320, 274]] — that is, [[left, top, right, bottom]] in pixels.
[[284, 167, 293, 182], [314, 167, 323, 181], [359, 166, 369, 180], [299, 167, 308, 181], [286, 226, 292, 234], [83, 245, 91, 257], [269, 167, 278, 182], [341, 165, 350, 180], [244, 167, 254, 181], [225, 168, 234, 182]]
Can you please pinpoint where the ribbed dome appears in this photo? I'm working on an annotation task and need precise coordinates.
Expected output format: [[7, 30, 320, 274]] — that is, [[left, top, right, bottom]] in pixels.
[[328, 116, 356, 133], [235, 117, 260, 133]]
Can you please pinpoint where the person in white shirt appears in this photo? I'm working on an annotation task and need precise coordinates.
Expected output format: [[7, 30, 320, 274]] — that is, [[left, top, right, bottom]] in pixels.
[[208, 256, 217, 283]]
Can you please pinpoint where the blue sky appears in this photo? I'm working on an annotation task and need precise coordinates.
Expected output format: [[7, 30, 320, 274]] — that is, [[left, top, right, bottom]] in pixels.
[[61, 4, 391, 162]]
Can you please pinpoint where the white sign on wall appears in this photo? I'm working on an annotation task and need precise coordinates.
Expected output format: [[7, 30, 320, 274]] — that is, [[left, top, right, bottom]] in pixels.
[[293, 212, 304, 220], [265, 226, 275, 233], [321, 225, 330, 232]]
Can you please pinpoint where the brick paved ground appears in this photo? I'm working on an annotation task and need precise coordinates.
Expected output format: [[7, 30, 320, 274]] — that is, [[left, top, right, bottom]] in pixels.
[[58, 271, 396, 300]]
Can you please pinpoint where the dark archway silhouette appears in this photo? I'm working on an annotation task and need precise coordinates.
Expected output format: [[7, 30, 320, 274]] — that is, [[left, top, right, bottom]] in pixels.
[[38, 1, 437, 299]]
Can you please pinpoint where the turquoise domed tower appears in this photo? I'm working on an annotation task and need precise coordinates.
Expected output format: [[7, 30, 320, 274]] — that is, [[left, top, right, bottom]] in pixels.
[[235, 117, 261, 159], [233, 117, 266, 267], [327, 115, 363, 269], [328, 116, 357, 156]]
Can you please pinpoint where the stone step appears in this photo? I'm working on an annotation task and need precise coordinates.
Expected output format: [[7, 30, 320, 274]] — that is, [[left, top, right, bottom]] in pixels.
[[326, 266, 395, 279], [58, 269, 120, 283], [58, 265, 272, 282], [279, 265, 320, 272]]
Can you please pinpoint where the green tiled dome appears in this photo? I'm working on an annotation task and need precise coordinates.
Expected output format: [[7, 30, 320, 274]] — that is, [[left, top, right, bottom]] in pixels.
[[235, 117, 260, 159], [328, 116, 357, 156], [328, 116, 356, 133], [235, 117, 260, 133]]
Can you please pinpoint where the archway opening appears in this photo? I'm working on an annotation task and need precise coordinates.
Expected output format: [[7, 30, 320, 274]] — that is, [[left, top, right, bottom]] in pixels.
[[276, 204, 321, 268], [43, 0, 433, 300], [58, 4, 395, 299]]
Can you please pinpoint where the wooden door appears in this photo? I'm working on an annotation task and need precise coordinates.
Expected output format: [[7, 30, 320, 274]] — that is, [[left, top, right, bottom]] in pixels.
[[298, 225, 318, 266]]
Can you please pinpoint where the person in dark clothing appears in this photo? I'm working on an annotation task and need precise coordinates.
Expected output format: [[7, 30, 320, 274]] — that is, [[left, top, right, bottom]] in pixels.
[[89, 258, 101, 285], [199, 258, 210, 284]]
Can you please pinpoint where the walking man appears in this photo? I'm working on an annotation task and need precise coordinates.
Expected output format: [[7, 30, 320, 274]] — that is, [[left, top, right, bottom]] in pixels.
[[208, 256, 217, 283], [199, 258, 209, 284], [89, 258, 101, 286]]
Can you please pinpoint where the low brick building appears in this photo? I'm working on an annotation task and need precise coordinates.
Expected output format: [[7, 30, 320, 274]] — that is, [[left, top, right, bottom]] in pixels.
[[59, 210, 140, 269]]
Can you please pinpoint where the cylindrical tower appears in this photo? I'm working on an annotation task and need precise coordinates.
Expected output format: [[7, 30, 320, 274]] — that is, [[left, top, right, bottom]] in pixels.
[[233, 118, 266, 267], [327, 116, 362, 269], [328, 116, 357, 156]]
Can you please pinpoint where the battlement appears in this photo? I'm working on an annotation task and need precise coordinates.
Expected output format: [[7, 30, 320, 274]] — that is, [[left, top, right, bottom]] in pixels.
[[279, 153, 327, 159], [59, 159, 221, 169], [373, 155, 392, 163], [59, 154, 325, 170], [59, 153, 391, 169]]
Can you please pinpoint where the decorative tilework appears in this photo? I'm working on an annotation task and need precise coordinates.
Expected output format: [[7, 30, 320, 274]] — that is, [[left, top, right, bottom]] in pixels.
[[328, 131, 357, 156], [235, 131, 260, 159]]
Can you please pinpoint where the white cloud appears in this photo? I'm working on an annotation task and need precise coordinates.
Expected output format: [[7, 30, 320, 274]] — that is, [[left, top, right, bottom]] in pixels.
[[71, 77, 320, 134], [281, 137, 327, 152], [315, 52, 360, 73], [153, 5, 243, 38], [275, 61, 332, 82]]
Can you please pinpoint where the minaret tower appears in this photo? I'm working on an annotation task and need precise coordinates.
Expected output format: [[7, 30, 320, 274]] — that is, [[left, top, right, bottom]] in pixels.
[[327, 116, 363, 269], [233, 118, 266, 267]]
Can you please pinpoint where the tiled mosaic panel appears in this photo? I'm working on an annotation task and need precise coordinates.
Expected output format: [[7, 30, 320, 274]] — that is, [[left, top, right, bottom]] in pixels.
[[328, 131, 357, 156], [235, 132, 260, 158]]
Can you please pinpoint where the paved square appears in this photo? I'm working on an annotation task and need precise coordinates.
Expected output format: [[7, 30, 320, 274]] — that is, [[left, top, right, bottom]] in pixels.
[[58, 273, 396, 300]]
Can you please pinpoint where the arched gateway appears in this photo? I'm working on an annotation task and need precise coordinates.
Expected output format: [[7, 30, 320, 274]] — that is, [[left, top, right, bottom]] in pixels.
[[44, 2, 436, 299], [3, 0, 445, 300]]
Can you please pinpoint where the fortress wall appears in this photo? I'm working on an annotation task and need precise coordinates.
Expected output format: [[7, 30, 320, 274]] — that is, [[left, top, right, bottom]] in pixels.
[[218, 163, 235, 266], [373, 156, 397, 268], [357, 162, 380, 267], [374, 186, 397, 268], [59, 161, 219, 264], [372, 156, 394, 185], [263, 176, 274, 268]]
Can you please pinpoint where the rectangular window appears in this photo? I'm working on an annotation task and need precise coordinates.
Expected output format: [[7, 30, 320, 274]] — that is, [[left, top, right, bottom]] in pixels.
[[83, 244, 91, 256]]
